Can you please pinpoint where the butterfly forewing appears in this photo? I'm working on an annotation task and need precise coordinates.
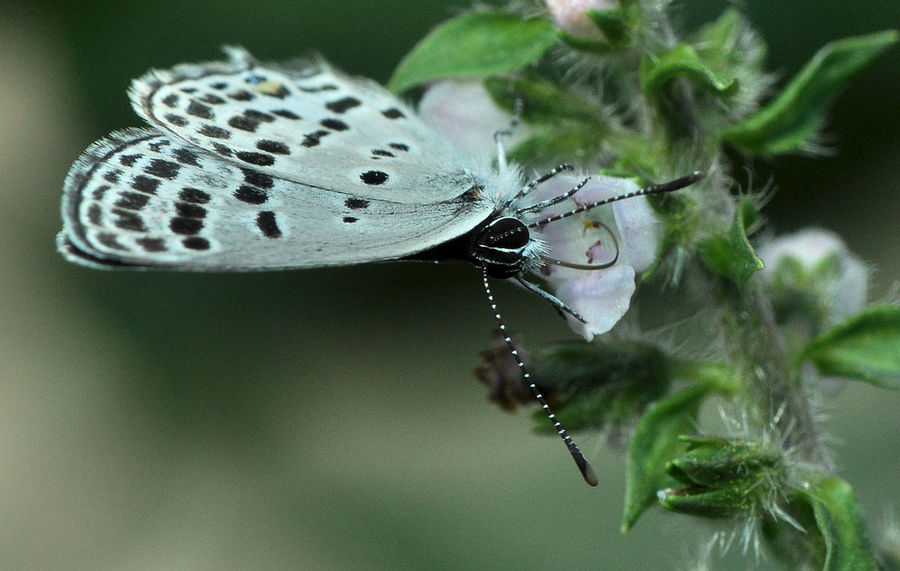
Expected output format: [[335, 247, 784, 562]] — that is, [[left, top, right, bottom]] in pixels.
[[130, 47, 475, 204]]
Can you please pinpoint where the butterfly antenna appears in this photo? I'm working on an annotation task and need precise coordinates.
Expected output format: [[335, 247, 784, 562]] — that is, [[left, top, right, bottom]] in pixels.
[[480, 265, 599, 486], [528, 171, 705, 230]]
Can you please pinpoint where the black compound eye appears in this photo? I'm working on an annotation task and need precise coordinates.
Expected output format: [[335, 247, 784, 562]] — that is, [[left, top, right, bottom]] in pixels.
[[485, 217, 529, 249]]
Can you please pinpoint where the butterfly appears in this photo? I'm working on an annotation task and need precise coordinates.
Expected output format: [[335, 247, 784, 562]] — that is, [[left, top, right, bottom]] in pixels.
[[58, 47, 702, 485]]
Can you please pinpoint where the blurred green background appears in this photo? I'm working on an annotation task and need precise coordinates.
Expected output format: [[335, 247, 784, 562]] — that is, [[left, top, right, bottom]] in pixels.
[[2, 1, 897, 568]]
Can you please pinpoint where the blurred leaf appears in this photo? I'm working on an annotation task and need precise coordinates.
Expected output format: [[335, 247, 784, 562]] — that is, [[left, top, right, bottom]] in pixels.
[[530, 341, 671, 432], [801, 305, 900, 389], [720, 30, 899, 155], [388, 12, 556, 93], [622, 381, 719, 531], [586, 9, 629, 45], [810, 477, 878, 571], [483, 74, 605, 125], [640, 43, 738, 97], [699, 198, 763, 284]]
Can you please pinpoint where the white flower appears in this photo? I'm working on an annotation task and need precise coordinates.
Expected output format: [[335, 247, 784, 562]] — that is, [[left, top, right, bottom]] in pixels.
[[419, 83, 662, 341], [417, 80, 529, 160], [545, 0, 618, 41], [530, 174, 663, 341], [757, 228, 868, 321]]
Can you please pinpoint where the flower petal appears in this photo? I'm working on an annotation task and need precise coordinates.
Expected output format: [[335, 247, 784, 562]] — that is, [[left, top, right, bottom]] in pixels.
[[556, 264, 636, 341]]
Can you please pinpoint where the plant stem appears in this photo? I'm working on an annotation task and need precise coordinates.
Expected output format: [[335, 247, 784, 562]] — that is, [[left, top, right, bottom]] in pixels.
[[717, 279, 832, 469]]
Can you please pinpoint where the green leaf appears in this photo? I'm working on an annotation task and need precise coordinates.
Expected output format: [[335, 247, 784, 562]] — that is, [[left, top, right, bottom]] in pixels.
[[640, 43, 738, 97], [698, 198, 763, 284], [801, 305, 900, 389], [483, 74, 605, 125], [622, 381, 719, 531], [721, 30, 899, 155], [810, 477, 878, 571], [388, 12, 556, 93], [585, 9, 629, 45]]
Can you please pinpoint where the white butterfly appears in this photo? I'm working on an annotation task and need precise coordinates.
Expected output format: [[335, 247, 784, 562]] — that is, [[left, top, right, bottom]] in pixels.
[[58, 47, 701, 484]]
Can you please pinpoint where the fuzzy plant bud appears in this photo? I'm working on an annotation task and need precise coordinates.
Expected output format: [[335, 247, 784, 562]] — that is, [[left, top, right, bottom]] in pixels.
[[757, 228, 868, 330], [545, 0, 619, 41], [659, 436, 785, 519]]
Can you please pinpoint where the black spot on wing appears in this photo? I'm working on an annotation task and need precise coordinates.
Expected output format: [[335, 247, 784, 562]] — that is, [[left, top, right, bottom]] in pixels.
[[256, 211, 282, 238], [343, 216, 358, 223], [182, 237, 210, 250], [301, 130, 329, 148], [131, 175, 160, 194], [320, 118, 348, 131], [257, 140, 290, 155], [381, 108, 405, 119], [272, 109, 300, 119], [241, 168, 273, 189], [228, 90, 254, 101], [180, 187, 210, 203], [235, 151, 275, 166], [120, 154, 141, 167], [325, 96, 361, 114], [144, 158, 180, 180], [112, 209, 147, 232], [389, 142, 409, 151], [115, 192, 150, 210], [345, 198, 370, 209], [87, 204, 102, 225], [198, 125, 231, 139], [175, 202, 207, 218], [165, 114, 188, 127], [228, 115, 258, 132], [173, 147, 200, 166], [234, 185, 268, 204], [360, 170, 388, 185], [199, 93, 226, 104], [186, 100, 213, 119], [137, 237, 167, 252], [97, 232, 128, 250], [170, 217, 203, 235], [161, 93, 179, 107]]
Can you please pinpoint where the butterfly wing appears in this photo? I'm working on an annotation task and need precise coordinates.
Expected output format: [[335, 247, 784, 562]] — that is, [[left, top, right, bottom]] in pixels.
[[130, 47, 480, 204], [59, 49, 498, 270]]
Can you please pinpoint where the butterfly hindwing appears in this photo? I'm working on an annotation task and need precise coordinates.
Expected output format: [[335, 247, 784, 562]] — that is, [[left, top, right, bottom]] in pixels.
[[59, 127, 496, 270]]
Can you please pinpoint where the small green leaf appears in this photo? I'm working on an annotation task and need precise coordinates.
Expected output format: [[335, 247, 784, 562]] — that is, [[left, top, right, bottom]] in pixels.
[[810, 477, 878, 571], [483, 75, 606, 126], [622, 381, 719, 531], [699, 198, 763, 284], [388, 12, 556, 93], [801, 305, 900, 389], [640, 43, 738, 97], [585, 9, 629, 45], [721, 30, 899, 155]]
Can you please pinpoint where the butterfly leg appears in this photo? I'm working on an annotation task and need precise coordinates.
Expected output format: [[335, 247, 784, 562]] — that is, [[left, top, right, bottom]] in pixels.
[[514, 275, 588, 324], [493, 97, 523, 171]]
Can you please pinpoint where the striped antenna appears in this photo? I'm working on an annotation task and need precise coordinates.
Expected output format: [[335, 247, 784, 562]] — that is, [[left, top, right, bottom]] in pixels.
[[480, 265, 599, 486], [528, 171, 705, 230]]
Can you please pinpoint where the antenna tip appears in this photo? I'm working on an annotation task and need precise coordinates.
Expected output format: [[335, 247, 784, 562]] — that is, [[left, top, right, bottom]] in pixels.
[[574, 454, 599, 486], [583, 466, 599, 487]]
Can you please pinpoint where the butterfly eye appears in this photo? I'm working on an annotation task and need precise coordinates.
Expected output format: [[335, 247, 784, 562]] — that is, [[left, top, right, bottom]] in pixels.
[[485, 217, 529, 249]]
